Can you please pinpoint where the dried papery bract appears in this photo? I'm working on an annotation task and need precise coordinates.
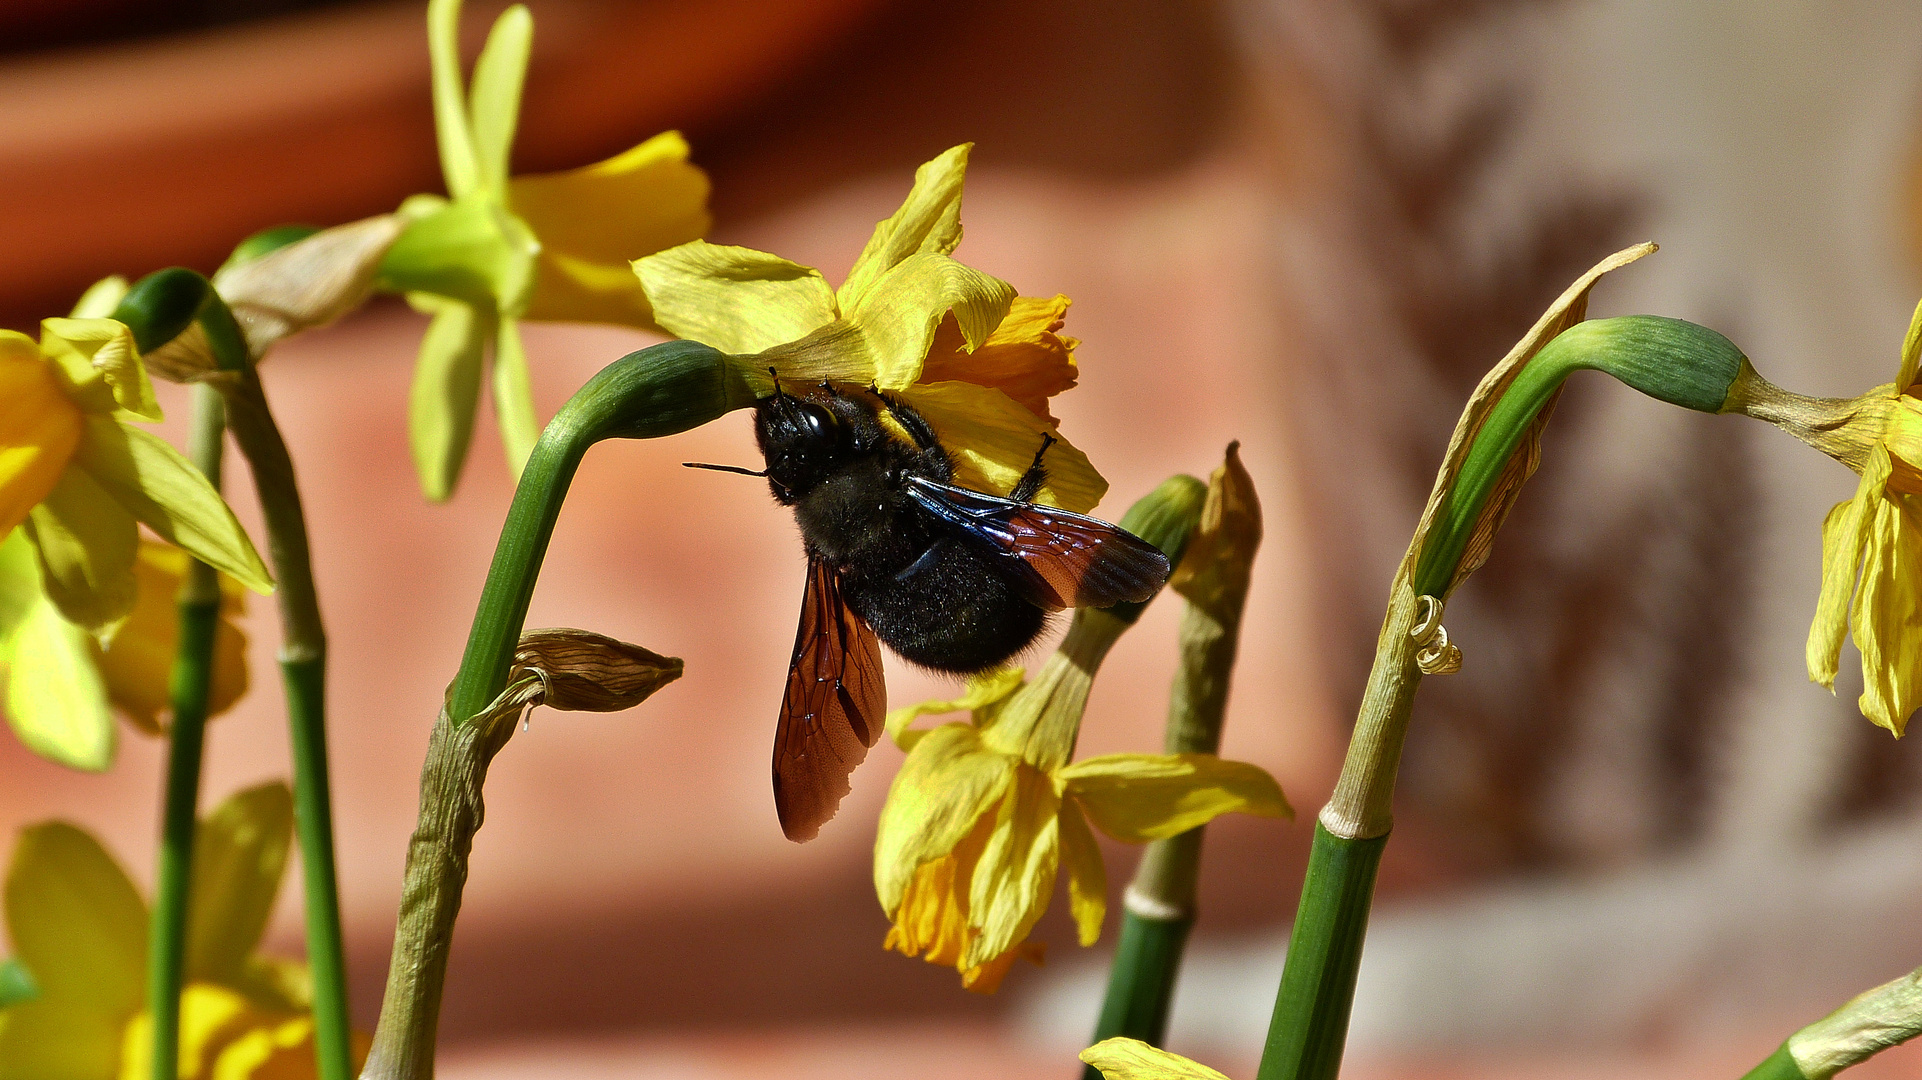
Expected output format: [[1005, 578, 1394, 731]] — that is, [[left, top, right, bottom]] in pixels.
[[504, 627, 684, 716]]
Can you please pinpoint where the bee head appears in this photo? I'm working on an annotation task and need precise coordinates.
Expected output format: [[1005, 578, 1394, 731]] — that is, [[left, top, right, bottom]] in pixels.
[[754, 388, 850, 503]]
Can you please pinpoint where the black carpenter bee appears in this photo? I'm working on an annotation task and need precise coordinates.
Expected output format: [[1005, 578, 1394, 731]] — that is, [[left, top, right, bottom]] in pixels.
[[690, 377, 1171, 842]]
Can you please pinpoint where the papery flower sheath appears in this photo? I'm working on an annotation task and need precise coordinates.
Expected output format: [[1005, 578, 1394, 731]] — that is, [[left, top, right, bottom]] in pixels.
[[874, 611, 1288, 993], [0, 785, 367, 1079], [0, 318, 271, 635], [635, 144, 1104, 512], [378, 0, 711, 498]]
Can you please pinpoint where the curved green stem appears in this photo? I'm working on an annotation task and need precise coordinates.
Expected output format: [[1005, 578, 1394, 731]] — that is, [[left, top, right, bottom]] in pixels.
[[114, 268, 351, 1080], [362, 340, 750, 1080], [1258, 314, 1747, 1080], [148, 383, 226, 1080]]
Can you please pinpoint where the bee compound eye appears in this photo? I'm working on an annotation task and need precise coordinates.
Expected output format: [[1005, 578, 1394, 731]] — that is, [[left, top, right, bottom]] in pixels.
[[796, 403, 836, 443]]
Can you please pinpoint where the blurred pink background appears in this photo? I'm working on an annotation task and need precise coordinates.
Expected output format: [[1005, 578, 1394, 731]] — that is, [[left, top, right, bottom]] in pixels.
[[5, 1, 1922, 1077]]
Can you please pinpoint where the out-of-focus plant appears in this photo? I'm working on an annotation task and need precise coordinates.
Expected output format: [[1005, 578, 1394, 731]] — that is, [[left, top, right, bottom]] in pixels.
[[0, 783, 367, 1080], [376, 0, 711, 499]]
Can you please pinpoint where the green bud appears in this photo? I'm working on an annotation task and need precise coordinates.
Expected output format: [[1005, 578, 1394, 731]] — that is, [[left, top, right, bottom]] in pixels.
[[1106, 474, 1208, 627], [1548, 315, 1747, 414], [111, 267, 209, 354], [548, 341, 760, 448]]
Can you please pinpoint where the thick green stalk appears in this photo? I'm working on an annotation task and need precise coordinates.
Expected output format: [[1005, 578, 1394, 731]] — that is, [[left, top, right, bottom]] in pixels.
[[1258, 315, 1748, 1080], [1741, 1046, 1806, 1080], [148, 383, 226, 1080], [363, 340, 749, 1080], [1086, 453, 1257, 1070]]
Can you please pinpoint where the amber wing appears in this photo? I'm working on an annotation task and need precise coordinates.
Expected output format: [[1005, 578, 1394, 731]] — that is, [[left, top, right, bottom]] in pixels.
[[903, 476, 1171, 610], [772, 556, 888, 842]]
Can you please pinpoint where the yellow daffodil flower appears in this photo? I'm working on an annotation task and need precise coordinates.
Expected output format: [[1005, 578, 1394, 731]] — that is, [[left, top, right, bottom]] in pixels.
[[378, 0, 711, 499], [1799, 299, 1922, 734], [0, 317, 271, 639], [635, 144, 1105, 512], [0, 784, 367, 1079], [1081, 1037, 1233, 1080], [0, 535, 248, 770], [875, 611, 1288, 993]]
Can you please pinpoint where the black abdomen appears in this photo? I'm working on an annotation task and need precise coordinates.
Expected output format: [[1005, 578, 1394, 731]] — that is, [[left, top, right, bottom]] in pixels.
[[840, 541, 1047, 673]]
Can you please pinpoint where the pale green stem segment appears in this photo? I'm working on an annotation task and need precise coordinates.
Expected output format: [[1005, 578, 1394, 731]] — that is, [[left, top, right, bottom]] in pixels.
[[1258, 315, 1748, 1080], [361, 340, 753, 1080], [1085, 475, 1252, 1070], [148, 383, 226, 1080], [115, 266, 352, 1080], [1741, 966, 1922, 1079]]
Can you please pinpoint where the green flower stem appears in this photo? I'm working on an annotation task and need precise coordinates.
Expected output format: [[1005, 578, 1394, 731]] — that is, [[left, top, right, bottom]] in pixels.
[[362, 341, 748, 1080], [1739, 966, 1922, 1080], [148, 382, 226, 1080], [115, 268, 353, 1080], [1259, 315, 1749, 1080], [1086, 471, 1251, 1068], [1742, 1046, 1807, 1080]]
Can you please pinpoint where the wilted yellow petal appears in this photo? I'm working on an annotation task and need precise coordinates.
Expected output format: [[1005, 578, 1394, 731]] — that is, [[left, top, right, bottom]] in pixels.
[[848, 252, 1013, 390], [0, 335, 84, 537], [1081, 1038, 1235, 1080], [1809, 448, 1888, 690], [4, 821, 146, 1012], [40, 318, 159, 422], [922, 295, 1078, 421], [959, 940, 1044, 994], [1848, 495, 1922, 735], [1898, 297, 1922, 393], [873, 723, 1013, 914], [895, 381, 1106, 514], [25, 463, 140, 631], [1062, 753, 1291, 843], [634, 241, 837, 355], [516, 132, 711, 328], [99, 542, 249, 734], [884, 849, 973, 970], [839, 144, 971, 313], [1057, 797, 1107, 947], [965, 764, 1061, 969], [72, 417, 273, 595], [884, 665, 1024, 750]]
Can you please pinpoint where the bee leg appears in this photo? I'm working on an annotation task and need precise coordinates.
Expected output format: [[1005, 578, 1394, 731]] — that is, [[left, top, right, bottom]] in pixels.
[[1009, 433, 1057, 502]]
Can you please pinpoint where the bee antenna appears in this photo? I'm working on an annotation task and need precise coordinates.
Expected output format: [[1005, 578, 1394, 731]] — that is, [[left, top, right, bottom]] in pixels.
[[683, 461, 769, 479], [767, 367, 785, 397]]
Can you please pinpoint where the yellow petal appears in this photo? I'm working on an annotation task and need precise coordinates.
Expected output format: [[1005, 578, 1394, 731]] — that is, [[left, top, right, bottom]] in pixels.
[[40, 318, 160, 422], [2, 541, 115, 770], [894, 382, 1107, 514], [515, 132, 712, 328], [839, 144, 971, 313], [883, 846, 974, 970], [847, 252, 1013, 390], [119, 983, 250, 1080], [921, 295, 1079, 422], [884, 665, 1025, 750], [1057, 796, 1107, 947], [873, 722, 1014, 915], [426, 0, 480, 199], [1081, 1038, 1235, 1080], [69, 276, 131, 319], [407, 297, 487, 503], [0, 999, 125, 1080], [633, 241, 836, 354], [1809, 448, 1889, 689], [4, 821, 145, 1012], [100, 542, 250, 734], [1899, 296, 1922, 393], [465, 3, 531, 194], [491, 316, 539, 479], [958, 940, 1045, 995], [0, 334, 84, 537], [1061, 753, 1292, 842], [1848, 493, 1922, 735], [24, 464, 140, 631], [187, 782, 294, 987], [964, 764, 1061, 969], [72, 417, 274, 595]]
